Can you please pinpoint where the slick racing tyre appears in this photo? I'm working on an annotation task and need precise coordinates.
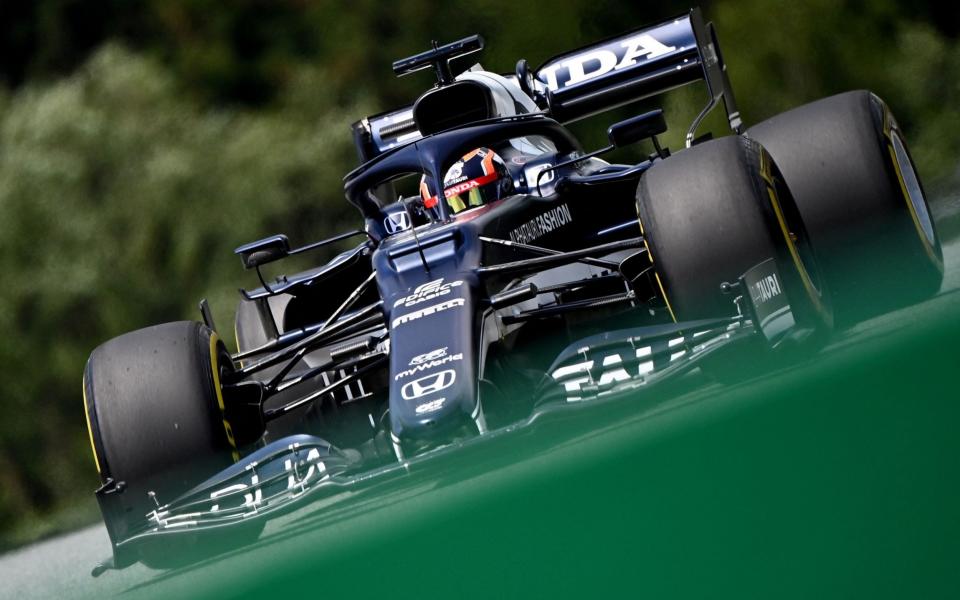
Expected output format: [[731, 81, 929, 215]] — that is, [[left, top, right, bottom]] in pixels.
[[83, 321, 255, 568], [748, 90, 944, 325], [636, 135, 833, 341]]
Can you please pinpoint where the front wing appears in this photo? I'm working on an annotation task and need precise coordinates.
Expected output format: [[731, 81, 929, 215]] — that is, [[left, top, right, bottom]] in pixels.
[[93, 258, 797, 573]]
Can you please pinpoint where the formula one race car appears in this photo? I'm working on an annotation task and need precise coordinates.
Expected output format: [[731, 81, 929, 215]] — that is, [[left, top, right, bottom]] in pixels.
[[82, 8, 943, 572]]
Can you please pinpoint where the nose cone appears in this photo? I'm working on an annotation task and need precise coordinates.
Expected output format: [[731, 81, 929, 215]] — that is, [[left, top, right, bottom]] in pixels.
[[373, 217, 487, 446], [386, 281, 480, 442], [393, 366, 475, 438]]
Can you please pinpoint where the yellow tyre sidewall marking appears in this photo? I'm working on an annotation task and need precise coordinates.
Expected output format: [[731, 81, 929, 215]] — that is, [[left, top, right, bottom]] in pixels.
[[759, 152, 829, 323], [234, 322, 243, 368], [880, 103, 943, 272], [81, 373, 102, 475], [209, 332, 240, 462], [637, 209, 677, 323]]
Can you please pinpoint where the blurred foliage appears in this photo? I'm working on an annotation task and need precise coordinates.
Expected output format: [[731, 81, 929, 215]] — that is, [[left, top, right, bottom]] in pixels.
[[0, 44, 360, 544], [0, 0, 958, 549]]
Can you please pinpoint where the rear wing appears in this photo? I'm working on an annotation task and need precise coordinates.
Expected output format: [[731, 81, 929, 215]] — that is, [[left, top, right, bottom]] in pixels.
[[536, 7, 740, 137], [351, 7, 740, 161]]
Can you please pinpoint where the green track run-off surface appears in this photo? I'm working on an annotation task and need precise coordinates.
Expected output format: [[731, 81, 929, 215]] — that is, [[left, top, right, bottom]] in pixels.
[[3, 211, 960, 599]]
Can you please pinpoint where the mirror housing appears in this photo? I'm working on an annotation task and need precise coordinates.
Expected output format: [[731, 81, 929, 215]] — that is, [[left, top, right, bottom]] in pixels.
[[607, 109, 667, 148], [235, 235, 290, 269]]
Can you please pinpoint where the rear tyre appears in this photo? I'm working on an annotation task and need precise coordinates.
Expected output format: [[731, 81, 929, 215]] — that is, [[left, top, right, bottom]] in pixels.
[[83, 321, 256, 568], [748, 90, 943, 325], [636, 135, 832, 339]]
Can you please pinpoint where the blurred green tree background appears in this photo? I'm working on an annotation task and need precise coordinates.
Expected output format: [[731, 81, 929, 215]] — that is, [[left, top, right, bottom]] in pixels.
[[0, 0, 958, 549]]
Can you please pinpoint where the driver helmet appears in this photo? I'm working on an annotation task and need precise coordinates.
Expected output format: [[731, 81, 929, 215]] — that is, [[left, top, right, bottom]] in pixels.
[[421, 147, 513, 215]]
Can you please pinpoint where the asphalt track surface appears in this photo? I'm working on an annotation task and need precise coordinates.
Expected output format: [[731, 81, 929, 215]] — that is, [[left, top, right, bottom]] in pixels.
[[3, 210, 959, 599]]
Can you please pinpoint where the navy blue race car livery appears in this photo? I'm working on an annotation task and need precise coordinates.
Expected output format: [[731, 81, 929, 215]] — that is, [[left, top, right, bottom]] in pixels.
[[81, 7, 944, 574]]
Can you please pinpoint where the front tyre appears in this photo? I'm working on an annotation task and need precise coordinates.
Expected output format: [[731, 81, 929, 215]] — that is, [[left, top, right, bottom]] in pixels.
[[83, 321, 247, 568], [748, 90, 944, 325], [636, 135, 832, 338]]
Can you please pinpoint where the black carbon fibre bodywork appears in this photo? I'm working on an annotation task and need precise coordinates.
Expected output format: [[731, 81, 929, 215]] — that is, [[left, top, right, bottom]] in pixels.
[[89, 8, 815, 572]]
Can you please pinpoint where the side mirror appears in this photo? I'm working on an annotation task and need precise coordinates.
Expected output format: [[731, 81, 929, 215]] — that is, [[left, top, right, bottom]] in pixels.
[[533, 109, 669, 192], [607, 109, 667, 148], [235, 235, 290, 269]]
